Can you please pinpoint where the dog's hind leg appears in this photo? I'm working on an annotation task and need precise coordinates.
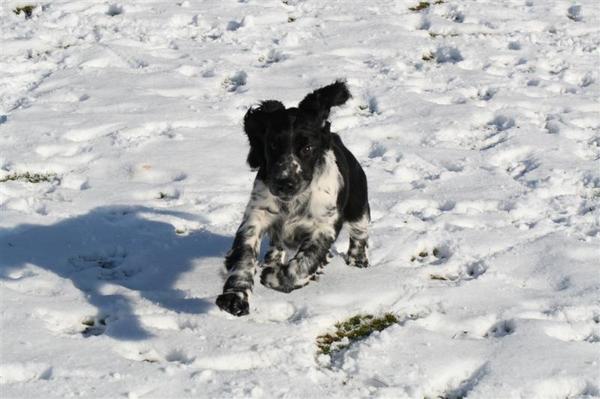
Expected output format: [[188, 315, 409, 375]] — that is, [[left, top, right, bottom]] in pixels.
[[346, 211, 369, 268], [309, 250, 333, 281]]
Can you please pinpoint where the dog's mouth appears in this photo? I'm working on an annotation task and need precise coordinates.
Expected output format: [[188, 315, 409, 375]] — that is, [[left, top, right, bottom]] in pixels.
[[270, 187, 299, 201], [269, 180, 308, 201], [273, 193, 295, 201]]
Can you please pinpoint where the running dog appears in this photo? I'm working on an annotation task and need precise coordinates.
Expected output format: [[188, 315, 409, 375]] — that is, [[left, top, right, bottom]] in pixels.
[[216, 81, 370, 316]]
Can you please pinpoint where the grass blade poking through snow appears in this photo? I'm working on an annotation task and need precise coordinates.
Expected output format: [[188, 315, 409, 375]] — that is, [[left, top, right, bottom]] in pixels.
[[316, 313, 399, 356], [0, 172, 57, 184], [13, 5, 36, 19]]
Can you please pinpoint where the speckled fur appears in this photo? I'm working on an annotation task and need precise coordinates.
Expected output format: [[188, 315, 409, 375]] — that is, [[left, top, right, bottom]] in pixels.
[[216, 81, 370, 316]]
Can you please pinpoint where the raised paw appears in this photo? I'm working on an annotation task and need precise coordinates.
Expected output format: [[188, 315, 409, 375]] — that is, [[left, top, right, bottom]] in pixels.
[[347, 237, 369, 268], [216, 291, 249, 316], [260, 266, 307, 293]]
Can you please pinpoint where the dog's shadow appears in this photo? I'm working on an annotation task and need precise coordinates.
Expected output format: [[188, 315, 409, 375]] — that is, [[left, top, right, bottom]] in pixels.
[[0, 206, 231, 341]]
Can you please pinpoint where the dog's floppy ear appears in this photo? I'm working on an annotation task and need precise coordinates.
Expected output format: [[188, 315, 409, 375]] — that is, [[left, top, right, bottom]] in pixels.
[[298, 80, 351, 126], [243, 100, 285, 169]]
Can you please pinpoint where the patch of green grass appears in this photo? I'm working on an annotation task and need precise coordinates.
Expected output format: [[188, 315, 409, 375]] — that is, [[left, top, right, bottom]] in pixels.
[[316, 313, 399, 356], [0, 172, 57, 184], [429, 31, 459, 38], [411, 247, 445, 262], [409, 2, 431, 11], [409, 1, 444, 12], [13, 5, 36, 19]]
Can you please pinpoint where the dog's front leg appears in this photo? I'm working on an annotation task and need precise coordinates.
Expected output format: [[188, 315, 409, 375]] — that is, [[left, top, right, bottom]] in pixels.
[[216, 182, 277, 316], [261, 233, 334, 293]]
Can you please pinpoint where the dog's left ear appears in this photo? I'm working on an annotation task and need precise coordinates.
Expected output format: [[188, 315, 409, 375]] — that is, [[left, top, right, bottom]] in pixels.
[[298, 80, 351, 126], [243, 100, 285, 170]]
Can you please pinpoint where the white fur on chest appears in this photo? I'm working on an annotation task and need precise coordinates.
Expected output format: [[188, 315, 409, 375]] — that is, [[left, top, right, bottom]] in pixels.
[[279, 150, 343, 245], [245, 150, 343, 249]]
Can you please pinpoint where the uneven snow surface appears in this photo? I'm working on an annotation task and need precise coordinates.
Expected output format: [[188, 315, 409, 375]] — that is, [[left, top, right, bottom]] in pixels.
[[1, 1, 599, 398]]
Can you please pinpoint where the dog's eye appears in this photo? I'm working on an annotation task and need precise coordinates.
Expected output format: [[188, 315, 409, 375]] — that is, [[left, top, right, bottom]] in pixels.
[[300, 145, 312, 156], [269, 141, 277, 150]]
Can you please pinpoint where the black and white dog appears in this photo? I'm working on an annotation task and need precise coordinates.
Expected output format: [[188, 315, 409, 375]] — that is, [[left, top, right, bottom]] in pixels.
[[216, 81, 370, 316]]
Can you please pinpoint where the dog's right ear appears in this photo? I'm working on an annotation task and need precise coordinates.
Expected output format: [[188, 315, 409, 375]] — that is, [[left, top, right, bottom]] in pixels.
[[243, 100, 285, 169]]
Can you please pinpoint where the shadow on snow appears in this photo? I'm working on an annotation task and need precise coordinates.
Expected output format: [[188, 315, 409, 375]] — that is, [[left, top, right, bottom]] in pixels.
[[0, 206, 232, 341]]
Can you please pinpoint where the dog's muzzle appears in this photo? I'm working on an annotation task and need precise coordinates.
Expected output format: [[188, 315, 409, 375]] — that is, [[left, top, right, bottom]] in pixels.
[[270, 176, 301, 200], [269, 156, 305, 200]]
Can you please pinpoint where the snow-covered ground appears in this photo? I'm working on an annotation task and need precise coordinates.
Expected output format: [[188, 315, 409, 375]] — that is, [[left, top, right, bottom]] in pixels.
[[1, 0, 599, 397]]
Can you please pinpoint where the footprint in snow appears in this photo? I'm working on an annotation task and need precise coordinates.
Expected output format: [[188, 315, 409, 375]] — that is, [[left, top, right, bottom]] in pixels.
[[226, 20, 242, 31], [508, 41, 521, 50], [544, 114, 562, 134], [443, 5, 465, 23], [489, 147, 540, 184], [474, 116, 515, 151], [477, 87, 498, 101], [222, 71, 247, 92], [463, 260, 488, 279], [106, 4, 124, 17], [69, 251, 126, 271], [424, 46, 463, 64], [434, 363, 489, 399], [485, 319, 516, 338], [410, 244, 452, 266], [567, 5, 583, 22], [441, 160, 465, 173], [431, 259, 489, 282], [506, 157, 540, 183], [165, 349, 195, 365], [258, 49, 287, 67], [115, 345, 163, 363], [115, 344, 196, 365], [357, 94, 379, 116], [68, 250, 139, 281], [368, 142, 388, 159], [487, 115, 515, 132], [544, 308, 600, 344]]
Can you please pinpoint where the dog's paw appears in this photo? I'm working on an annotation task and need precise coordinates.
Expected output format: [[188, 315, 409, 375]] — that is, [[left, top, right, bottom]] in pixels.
[[345, 253, 370, 268], [260, 266, 306, 293], [216, 291, 250, 316]]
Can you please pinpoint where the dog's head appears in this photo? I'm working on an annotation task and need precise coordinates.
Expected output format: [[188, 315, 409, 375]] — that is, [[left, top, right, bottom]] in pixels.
[[243, 81, 351, 200]]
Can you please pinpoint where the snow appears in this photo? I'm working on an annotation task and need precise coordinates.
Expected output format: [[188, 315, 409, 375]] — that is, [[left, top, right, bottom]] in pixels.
[[1, 0, 599, 398]]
